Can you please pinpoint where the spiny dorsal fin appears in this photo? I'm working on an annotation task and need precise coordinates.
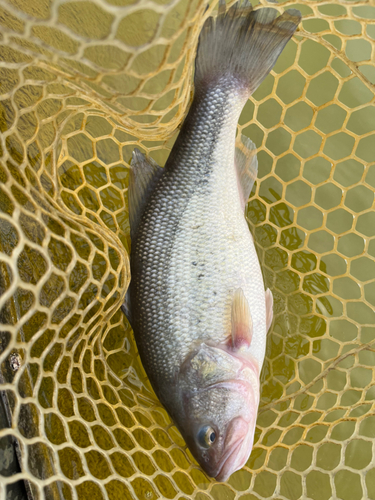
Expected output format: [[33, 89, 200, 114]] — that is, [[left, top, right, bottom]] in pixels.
[[265, 288, 273, 332], [129, 148, 163, 239], [231, 288, 253, 350], [235, 134, 258, 210]]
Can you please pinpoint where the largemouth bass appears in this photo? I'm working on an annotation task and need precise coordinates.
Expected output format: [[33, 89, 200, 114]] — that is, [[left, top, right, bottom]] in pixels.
[[124, 0, 301, 481]]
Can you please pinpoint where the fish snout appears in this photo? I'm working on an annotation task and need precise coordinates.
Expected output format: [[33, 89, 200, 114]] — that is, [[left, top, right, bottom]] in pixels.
[[215, 416, 254, 482]]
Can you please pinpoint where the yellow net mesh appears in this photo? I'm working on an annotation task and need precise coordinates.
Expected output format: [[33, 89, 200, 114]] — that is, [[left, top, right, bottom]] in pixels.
[[0, 0, 374, 499]]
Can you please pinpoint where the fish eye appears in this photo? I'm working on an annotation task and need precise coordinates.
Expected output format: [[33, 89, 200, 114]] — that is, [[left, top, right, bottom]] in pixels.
[[198, 425, 216, 448]]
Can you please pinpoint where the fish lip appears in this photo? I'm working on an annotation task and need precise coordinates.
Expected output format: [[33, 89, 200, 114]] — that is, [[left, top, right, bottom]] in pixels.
[[214, 438, 244, 482], [213, 415, 254, 482]]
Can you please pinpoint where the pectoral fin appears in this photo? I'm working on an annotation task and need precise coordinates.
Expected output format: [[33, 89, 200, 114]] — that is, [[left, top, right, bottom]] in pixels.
[[128, 149, 163, 239], [265, 288, 273, 332], [231, 288, 253, 350], [235, 134, 258, 210]]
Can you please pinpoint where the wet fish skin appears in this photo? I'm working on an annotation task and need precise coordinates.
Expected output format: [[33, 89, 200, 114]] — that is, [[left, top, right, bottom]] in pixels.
[[130, 82, 262, 482], [126, 1, 301, 481]]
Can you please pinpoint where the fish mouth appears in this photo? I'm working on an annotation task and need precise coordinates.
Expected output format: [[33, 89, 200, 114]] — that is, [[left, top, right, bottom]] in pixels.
[[214, 416, 254, 482], [215, 439, 243, 482]]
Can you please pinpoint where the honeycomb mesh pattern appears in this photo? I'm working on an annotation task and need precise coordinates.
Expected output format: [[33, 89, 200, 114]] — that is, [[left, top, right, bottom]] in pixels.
[[0, 1, 374, 499]]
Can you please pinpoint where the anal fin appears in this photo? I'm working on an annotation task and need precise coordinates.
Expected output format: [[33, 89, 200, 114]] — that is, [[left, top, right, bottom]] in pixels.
[[235, 134, 258, 210]]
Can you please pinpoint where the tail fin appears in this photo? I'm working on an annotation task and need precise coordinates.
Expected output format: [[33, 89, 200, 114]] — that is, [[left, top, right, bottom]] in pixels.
[[195, 0, 301, 94]]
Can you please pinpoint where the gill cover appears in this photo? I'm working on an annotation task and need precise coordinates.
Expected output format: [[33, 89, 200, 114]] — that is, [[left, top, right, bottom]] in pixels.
[[179, 343, 244, 393]]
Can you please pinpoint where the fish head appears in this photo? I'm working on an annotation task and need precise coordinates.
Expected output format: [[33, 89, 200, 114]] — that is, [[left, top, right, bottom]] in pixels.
[[176, 343, 260, 481]]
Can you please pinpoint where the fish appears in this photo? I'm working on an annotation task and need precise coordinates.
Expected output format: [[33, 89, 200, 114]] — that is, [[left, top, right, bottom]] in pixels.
[[123, 0, 301, 482]]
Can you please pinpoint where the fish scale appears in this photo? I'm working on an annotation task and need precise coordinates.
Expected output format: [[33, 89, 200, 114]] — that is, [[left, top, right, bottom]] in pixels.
[[126, 1, 302, 481], [132, 84, 264, 383]]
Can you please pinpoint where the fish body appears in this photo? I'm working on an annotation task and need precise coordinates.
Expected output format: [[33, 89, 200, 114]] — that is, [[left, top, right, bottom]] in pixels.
[[125, 1, 301, 481]]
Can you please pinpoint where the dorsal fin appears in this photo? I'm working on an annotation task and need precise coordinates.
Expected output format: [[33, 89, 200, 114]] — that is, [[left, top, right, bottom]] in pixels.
[[128, 148, 163, 239], [231, 288, 253, 350], [265, 288, 273, 332], [235, 134, 258, 210], [121, 288, 133, 327]]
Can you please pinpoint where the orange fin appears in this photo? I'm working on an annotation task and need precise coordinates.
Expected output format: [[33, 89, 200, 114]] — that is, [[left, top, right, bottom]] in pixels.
[[265, 288, 273, 332], [231, 288, 253, 350]]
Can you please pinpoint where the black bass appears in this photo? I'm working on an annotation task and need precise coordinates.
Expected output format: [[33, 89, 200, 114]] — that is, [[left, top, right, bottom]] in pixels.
[[124, 0, 301, 481]]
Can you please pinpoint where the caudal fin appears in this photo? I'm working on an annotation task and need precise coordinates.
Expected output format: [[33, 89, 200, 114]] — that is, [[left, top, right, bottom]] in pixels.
[[195, 0, 301, 94]]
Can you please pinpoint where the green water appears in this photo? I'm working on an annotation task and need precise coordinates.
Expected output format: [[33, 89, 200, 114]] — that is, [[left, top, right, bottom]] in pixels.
[[1, 1, 375, 500]]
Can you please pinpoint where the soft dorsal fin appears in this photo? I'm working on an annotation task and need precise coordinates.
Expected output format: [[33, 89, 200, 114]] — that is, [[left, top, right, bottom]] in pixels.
[[265, 288, 273, 332], [231, 288, 253, 350], [128, 148, 163, 239], [121, 288, 133, 327], [235, 134, 258, 210]]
